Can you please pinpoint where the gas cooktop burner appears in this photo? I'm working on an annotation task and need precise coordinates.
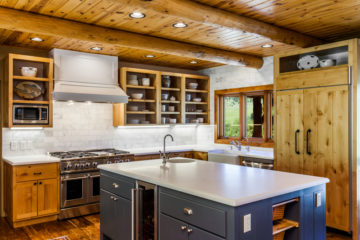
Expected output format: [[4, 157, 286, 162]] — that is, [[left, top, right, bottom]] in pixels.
[[49, 148, 131, 160]]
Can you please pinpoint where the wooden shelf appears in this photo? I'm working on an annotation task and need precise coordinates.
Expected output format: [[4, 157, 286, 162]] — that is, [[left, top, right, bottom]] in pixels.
[[186, 101, 208, 105], [128, 99, 156, 103], [13, 76, 50, 82], [162, 87, 180, 91], [161, 100, 180, 103], [126, 85, 155, 89], [161, 112, 180, 115], [273, 219, 299, 235], [13, 100, 50, 104], [185, 89, 208, 93], [279, 64, 348, 76], [126, 111, 155, 115], [185, 112, 208, 115]]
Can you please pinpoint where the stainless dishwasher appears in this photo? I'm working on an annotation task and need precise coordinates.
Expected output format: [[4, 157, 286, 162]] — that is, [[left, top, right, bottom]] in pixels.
[[241, 157, 274, 169]]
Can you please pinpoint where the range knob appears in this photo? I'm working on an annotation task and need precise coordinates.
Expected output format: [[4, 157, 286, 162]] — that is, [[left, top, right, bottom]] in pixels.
[[66, 163, 72, 170], [74, 163, 80, 169], [115, 160, 120, 163], [92, 162, 98, 167], [107, 160, 112, 164], [80, 163, 85, 169], [85, 163, 91, 168], [126, 159, 131, 162]]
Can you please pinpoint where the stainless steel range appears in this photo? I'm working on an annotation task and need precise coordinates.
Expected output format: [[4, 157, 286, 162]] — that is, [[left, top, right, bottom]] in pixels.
[[49, 149, 134, 220]]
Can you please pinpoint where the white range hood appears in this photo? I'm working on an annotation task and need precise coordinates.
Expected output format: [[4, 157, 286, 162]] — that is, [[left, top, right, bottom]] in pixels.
[[50, 49, 128, 103]]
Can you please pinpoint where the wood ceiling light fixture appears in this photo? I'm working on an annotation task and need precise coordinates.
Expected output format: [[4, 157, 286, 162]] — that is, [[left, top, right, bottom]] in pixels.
[[116, 0, 324, 48], [0, 7, 264, 68]]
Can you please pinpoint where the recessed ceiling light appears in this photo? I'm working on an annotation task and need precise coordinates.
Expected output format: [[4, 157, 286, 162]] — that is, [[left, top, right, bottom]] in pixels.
[[90, 46, 103, 51], [129, 12, 146, 19], [261, 44, 273, 48], [30, 37, 44, 42], [173, 22, 188, 28], [190, 60, 198, 64], [145, 54, 155, 58]]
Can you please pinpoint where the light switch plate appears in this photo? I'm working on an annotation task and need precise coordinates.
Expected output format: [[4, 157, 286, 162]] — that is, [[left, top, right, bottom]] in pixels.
[[243, 214, 251, 233], [316, 193, 321, 207]]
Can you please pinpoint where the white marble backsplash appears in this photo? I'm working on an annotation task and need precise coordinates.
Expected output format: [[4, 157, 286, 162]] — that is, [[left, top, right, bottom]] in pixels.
[[2, 101, 215, 156]]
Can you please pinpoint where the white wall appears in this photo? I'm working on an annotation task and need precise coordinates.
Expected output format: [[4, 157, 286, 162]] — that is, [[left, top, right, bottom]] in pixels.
[[200, 57, 274, 124]]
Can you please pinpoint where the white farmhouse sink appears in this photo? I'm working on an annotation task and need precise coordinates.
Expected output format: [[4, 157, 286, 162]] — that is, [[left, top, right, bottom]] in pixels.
[[168, 158, 195, 163], [208, 149, 242, 165]]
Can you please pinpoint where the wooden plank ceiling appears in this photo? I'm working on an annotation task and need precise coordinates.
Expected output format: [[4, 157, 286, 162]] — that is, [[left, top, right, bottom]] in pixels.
[[0, 0, 359, 69]]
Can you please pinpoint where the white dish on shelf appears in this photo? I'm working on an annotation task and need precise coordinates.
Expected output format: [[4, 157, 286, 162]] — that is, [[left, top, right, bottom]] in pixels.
[[192, 98, 202, 102], [319, 59, 336, 68], [21, 67, 37, 77], [131, 93, 143, 99], [129, 119, 140, 124], [297, 55, 319, 70], [197, 118, 204, 123], [142, 78, 150, 86], [128, 79, 139, 85], [187, 82, 198, 89], [141, 121, 150, 124], [169, 118, 177, 124], [162, 93, 169, 100], [195, 109, 203, 113], [129, 75, 137, 81], [168, 106, 175, 112]]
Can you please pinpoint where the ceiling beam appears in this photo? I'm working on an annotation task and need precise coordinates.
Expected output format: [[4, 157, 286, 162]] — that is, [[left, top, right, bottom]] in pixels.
[[119, 0, 324, 48], [0, 7, 263, 68]]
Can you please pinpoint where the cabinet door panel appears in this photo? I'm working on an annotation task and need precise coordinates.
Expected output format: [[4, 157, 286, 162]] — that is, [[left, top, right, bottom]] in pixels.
[[38, 178, 59, 216], [275, 90, 304, 173], [13, 181, 37, 220], [159, 213, 188, 240], [100, 190, 131, 240], [303, 86, 350, 231]]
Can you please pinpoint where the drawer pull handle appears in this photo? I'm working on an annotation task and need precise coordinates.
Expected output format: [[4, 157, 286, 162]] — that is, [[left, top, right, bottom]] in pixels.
[[33, 172, 42, 175], [110, 196, 118, 201], [184, 208, 193, 215], [112, 183, 119, 188], [187, 229, 193, 233], [181, 226, 187, 231]]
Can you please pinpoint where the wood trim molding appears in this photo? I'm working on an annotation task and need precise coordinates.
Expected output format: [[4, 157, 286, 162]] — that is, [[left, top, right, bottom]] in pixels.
[[215, 84, 274, 148], [0, 7, 263, 68], [113, 0, 324, 48]]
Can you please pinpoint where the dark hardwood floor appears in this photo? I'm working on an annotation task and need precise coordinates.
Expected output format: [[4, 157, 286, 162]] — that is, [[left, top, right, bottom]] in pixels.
[[0, 214, 352, 240]]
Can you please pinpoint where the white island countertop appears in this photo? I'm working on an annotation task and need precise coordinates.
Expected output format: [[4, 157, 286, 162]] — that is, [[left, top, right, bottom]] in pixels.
[[98, 159, 328, 207]]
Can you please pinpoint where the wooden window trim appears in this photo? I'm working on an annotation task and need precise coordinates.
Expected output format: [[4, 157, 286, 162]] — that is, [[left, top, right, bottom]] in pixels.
[[215, 85, 274, 148]]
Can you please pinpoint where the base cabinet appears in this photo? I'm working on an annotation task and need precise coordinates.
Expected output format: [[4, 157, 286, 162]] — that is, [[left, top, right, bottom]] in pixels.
[[4, 162, 60, 228]]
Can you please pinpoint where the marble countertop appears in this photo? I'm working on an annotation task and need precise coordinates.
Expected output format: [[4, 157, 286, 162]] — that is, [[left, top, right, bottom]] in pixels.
[[98, 159, 328, 207], [2, 154, 60, 166]]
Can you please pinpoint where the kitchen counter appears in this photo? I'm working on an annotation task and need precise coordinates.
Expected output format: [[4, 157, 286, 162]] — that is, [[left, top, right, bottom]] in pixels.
[[126, 144, 274, 160], [98, 159, 327, 207], [2, 154, 60, 165]]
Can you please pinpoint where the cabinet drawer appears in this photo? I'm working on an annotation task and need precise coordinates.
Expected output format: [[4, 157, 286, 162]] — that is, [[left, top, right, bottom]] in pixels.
[[15, 163, 58, 182], [100, 174, 135, 200], [160, 193, 226, 237]]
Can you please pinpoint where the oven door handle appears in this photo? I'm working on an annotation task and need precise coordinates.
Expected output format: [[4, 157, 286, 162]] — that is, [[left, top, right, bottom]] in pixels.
[[61, 176, 88, 181]]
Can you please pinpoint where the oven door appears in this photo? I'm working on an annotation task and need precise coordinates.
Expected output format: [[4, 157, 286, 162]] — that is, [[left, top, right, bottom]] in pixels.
[[61, 173, 88, 208], [87, 172, 100, 203]]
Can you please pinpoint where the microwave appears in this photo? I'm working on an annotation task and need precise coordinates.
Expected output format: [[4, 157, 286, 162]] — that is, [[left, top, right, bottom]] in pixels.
[[13, 104, 49, 125]]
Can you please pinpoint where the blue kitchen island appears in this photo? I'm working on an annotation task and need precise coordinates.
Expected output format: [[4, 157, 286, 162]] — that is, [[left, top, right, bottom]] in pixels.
[[98, 159, 328, 240]]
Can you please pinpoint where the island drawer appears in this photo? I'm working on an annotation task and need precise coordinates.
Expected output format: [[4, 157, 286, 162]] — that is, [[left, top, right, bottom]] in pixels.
[[100, 174, 135, 200], [159, 192, 226, 237]]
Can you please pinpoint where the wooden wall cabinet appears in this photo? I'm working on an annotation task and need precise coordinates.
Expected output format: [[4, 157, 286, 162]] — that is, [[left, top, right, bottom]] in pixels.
[[113, 68, 210, 126], [2, 54, 53, 128], [274, 39, 357, 234], [4, 162, 59, 228]]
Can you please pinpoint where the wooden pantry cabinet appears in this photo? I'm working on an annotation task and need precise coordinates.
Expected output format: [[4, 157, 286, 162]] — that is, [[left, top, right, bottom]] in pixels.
[[4, 162, 59, 228], [274, 39, 356, 234]]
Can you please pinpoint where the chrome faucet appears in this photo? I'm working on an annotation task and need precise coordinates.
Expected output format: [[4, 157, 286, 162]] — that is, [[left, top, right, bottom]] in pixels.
[[244, 137, 250, 152], [160, 134, 174, 165], [230, 140, 241, 151]]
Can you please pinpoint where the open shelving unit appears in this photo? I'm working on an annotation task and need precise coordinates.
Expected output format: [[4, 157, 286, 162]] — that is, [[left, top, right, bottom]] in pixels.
[[113, 68, 210, 126], [2, 54, 53, 128], [272, 198, 300, 240]]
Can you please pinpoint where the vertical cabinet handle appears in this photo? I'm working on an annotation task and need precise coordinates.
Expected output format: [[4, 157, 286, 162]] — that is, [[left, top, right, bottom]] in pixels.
[[112, 183, 119, 188], [131, 188, 137, 240], [187, 229, 193, 233], [306, 129, 312, 155], [295, 129, 300, 155], [184, 208, 193, 215], [181, 226, 187, 231]]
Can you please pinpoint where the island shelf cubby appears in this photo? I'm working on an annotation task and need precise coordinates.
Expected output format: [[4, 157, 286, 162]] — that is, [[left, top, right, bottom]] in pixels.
[[113, 68, 210, 126], [272, 198, 300, 240]]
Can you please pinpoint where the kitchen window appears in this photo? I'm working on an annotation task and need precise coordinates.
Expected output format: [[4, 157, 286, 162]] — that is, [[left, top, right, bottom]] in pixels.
[[215, 85, 273, 146]]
